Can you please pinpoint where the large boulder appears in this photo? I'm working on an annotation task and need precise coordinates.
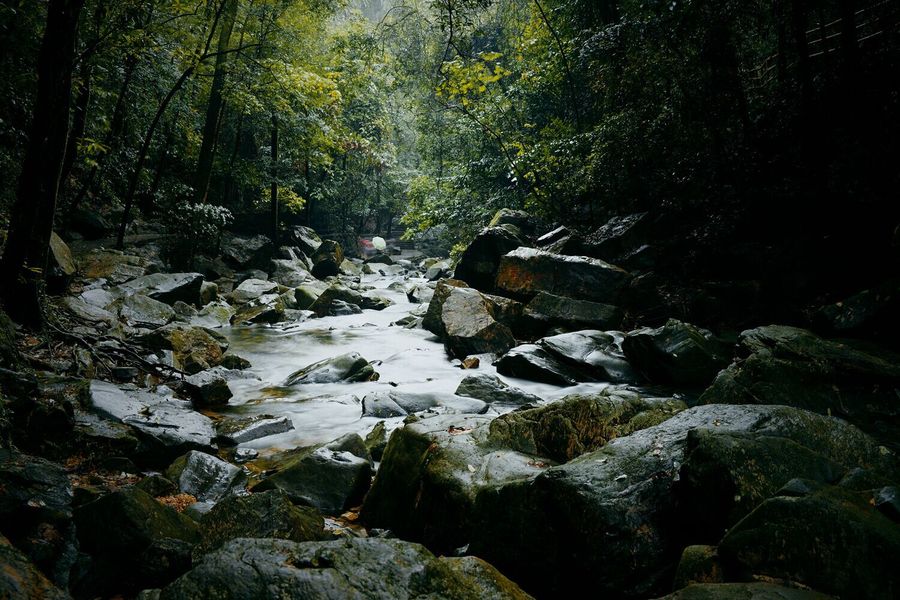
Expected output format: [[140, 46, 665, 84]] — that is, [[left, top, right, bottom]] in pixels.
[[220, 234, 272, 270], [48, 232, 76, 293], [0, 533, 69, 600], [495, 344, 586, 386], [73, 487, 200, 596], [214, 414, 294, 446], [438, 287, 517, 358], [548, 212, 651, 262], [156, 537, 532, 600], [77, 248, 150, 284], [87, 380, 216, 465], [285, 352, 377, 385], [0, 450, 75, 589], [468, 404, 898, 599], [656, 583, 830, 599], [524, 291, 624, 332], [495, 247, 630, 303], [164, 451, 247, 504], [230, 293, 287, 325], [486, 390, 686, 463], [230, 278, 279, 304], [360, 414, 552, 553], [699, 325, 900, 449], [69, 207, 112, 240], [195, 489, 327, 556], [310, 283, 393, 316], [454, 225, 528, 293], [108, 294, 175, 328], [455, 373, 543, 406], [622, 319, 731, 387], [180, 368, 233, 407], [718, 483, 900, 599], [269, 257, 311, 287], [488, 208, 537, 236], [253, 446, 371, 515], [119, 273, 204, 306], [361, 390, 487, 418], [138, 324, 229, 374], [286, 225, 322, 256], [540, 329, 639, 384], [310, 239, 344, 279]]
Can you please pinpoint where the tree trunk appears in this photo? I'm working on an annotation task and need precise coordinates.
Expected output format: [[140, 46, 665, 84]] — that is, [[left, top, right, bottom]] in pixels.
[[270, 114, 279, 246], [194, 0, 238, 204], [0, 0, 84, 327], [60, 61, 91, 189]]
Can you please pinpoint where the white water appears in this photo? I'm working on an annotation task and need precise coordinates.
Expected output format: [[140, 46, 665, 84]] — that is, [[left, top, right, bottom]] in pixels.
[[222, 266, 619, 455]]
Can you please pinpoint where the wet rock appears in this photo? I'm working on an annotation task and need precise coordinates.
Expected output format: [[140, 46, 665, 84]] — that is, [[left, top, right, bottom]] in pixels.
[[270, 258, 311, 287], [699, 325, 900, 449], [487, 390, 686, 463], [453, 225, 527, 293], [139, 324, 228, 374], [425, 260, 451, 281], [73, 487, 200, 596], [293, 282, 326, 310], [109, 294, 176, 328], [495, 344, 585, 386], [220, 234, 272, 270], [874, 486, 900, 522], [60, 296, 116, 325], [164, 451, 247, 504], [195, 489, 327, 556], [309, 283, 393, 316], [87, 380, 215, 465], [0, 533, 69, 600], [439, 287, 517, 358], [540, 329, 639, 383], [524, 291, 624, 332], [718, 484, 900, 599], [536, 225, 569, 247], [622, 319, 731, 386], [496, 247, 630, 303], [422, 279, 468, 336], [253, 446, 371, 515], [455, 373, 543, 406], [656, 583, 830, 599], [135, 475, 178, 498], [199, 281, 218, 305], [157, 537, 531, 600], [311, 239, 344, 279], [468, 404, 891, 599], [361, 414, 550, 553], [671, 545, 724, 590], [48, 232, 76, 292], [215, 414, 294, 446], [77, 248, 151, 283], [180, 368, 232, 407], [549, 212, 650, 262], [286, 225, 322, 256], [219, 354, 251, 370], [407, 282, 436, 304], [324, 433, 372, 464], [190, 300, 234, 329], [69, 207, 112, 240], [230, 278, 278, 304], [119, 273, 204, 306], [365, 252, 394, 265], [488, 208, 536, 236], [675, 416, 899, 542], [230, 294, 286, 324], [285, 352, 377, 385], [339, 258, 363, 276], [0, 449, 75, 588], [365, 422, 388, 461], [361, 390, 487, 418]]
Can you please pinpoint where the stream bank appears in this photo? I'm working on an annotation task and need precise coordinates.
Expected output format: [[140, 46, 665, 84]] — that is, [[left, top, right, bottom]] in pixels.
[[1, 212, 899, 599]]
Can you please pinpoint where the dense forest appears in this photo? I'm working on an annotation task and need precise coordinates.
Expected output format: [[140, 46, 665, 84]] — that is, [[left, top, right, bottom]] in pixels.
[[1, 0, 899, 599]]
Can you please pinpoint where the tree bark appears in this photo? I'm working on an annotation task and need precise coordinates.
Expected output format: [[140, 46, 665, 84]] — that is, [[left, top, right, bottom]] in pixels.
[[194, 0, 238, 204], [270, 114, 279, 246], [0, 0, 85, 327]]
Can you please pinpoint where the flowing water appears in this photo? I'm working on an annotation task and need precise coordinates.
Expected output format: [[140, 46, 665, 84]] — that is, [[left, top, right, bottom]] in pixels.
[[221, 263, 621, 455]]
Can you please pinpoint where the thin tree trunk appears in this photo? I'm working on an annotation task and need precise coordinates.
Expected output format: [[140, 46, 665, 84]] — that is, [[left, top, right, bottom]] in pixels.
[[60, 61, 91, 188], [0, 0, 85, 327], [270, 114, 279, 246], [194, 0, 238, 203]]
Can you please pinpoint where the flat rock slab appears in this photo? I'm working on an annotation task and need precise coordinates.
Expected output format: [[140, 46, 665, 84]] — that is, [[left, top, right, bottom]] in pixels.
[[119, 273, 204, 306], [157, 537, 532, 600], [88, 380, 216, 464]]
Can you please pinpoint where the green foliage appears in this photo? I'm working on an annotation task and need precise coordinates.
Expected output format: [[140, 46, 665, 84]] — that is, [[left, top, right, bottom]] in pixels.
[[163, 202, 233, 269]]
